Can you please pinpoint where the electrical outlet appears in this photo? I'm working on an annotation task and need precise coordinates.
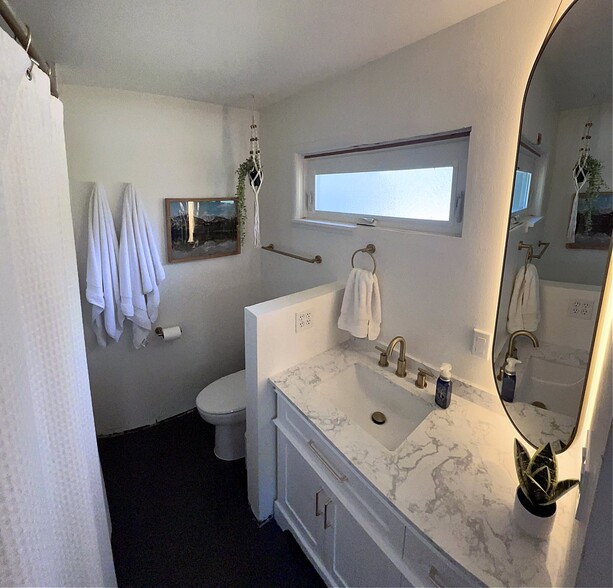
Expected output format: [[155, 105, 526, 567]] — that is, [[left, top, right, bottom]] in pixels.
[[295, 309, 313, 333], [568, 299, 594, 320]]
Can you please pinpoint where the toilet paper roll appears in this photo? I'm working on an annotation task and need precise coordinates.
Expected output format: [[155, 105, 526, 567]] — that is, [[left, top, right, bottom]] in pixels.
[[155, 326, 182, 341]]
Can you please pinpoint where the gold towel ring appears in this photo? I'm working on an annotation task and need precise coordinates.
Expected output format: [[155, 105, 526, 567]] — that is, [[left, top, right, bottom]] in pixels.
[[351, 244, 376, 274]]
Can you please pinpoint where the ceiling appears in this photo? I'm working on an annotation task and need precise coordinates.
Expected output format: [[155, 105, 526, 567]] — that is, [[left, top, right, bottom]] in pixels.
[[6, 0, 506, 108], [541, 0, 612, 111]]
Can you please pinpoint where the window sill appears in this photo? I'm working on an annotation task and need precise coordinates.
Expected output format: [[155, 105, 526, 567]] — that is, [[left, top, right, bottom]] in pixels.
[[292, 218, 356, 232], [509, 215, 543, 233]]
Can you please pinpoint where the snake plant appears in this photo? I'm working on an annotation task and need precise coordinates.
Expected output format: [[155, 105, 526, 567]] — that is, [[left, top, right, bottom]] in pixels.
[[514, 439, 579, 507]]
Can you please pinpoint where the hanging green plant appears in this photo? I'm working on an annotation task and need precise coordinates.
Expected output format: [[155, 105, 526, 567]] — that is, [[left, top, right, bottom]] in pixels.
[[582, 155, 609, 234], [584, 155, 608, 198], [235, 158, 254, 245]]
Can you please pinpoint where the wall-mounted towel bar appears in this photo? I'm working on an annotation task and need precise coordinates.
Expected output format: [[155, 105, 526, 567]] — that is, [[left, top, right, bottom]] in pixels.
[[518, 240, 549, 266], [351, 244, 376, 273], [262, 244, 322, 264]]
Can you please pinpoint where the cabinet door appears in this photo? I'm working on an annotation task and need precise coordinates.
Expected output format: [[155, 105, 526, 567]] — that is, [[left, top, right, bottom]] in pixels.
[[325, 499, 404, 588], [278, 433, 328, 556]]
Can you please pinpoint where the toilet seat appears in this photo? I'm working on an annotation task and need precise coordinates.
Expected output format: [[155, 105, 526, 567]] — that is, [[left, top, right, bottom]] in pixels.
[[196, 369, 246, 415]]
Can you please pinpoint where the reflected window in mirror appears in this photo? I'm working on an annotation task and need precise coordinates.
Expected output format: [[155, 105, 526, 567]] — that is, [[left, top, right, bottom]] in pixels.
[[512, 171, 532, 214], [493, 0, 612, 454]]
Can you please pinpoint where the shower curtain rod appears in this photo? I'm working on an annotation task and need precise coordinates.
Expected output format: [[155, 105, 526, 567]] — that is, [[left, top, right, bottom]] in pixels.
[[0, 0, 58, 97]]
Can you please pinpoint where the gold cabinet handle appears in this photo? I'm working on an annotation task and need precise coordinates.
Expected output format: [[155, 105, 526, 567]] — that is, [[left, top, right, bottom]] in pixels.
[[429, 565, 444, 588], [308, 440, 347, 482], [324, 500, 333, 529]]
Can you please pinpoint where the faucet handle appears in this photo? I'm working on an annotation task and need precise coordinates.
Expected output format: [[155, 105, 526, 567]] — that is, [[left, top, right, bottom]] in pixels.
[[416, 366, 434, 388], [375, 344, 389, 367]]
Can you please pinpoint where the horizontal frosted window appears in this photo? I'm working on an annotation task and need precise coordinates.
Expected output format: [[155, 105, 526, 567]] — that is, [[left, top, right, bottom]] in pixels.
[[301, 130, 470, 236], [315, 167, 454, 221], [512, 171, 532, 213]]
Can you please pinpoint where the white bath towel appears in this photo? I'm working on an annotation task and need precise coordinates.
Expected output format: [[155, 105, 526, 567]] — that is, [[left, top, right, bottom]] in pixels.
[[338, 268, 381, 340], [118, 184, 165, 348], [507, 263, 540, 334], [86, 183, 124, 347]]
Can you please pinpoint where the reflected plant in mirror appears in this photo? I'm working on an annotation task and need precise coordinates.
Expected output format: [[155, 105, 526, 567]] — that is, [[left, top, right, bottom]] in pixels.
[[493, 0, 612, 453]]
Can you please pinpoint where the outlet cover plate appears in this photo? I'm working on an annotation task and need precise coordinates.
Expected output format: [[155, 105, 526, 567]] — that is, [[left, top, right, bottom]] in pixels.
[[568, 299, 594, 320], [295, 309, 313, 333], [472, 328, 491, 359]]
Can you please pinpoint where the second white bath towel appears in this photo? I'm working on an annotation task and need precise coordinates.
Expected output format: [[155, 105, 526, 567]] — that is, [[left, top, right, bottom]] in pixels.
[[507, 263, 540, 334], [338, 268, 381, 340], [119, 184, 166, 348]]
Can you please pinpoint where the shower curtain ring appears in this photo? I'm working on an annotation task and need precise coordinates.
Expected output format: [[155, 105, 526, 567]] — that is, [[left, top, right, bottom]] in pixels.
[[24, 26, 34, 81], [24, 26, 32, 54]]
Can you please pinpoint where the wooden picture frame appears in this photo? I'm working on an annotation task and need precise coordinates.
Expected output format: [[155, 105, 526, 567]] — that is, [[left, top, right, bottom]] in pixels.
[[566, 191, 612, 250], [164, 198, 240, 263]]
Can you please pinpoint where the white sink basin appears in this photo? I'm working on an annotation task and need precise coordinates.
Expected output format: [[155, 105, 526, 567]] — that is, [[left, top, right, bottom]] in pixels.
[[314, 363, 433, 451]]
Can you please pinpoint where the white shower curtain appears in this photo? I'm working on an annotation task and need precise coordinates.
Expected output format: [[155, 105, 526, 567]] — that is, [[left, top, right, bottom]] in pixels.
[[0, 31, 116, 587]]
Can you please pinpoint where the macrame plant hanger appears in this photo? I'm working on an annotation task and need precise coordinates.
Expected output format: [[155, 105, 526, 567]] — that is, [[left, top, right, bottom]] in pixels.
[[566, 120, 592, 243], [248, 95, 263, 248]]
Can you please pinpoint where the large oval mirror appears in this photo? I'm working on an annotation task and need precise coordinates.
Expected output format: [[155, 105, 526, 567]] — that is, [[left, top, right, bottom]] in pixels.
[[493, 0, 612, 453]]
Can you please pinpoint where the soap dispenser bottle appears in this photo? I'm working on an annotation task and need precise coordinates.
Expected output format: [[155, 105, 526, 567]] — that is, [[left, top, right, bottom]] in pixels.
[[435, 363, 453, 409], [501, 357, 521, 402]]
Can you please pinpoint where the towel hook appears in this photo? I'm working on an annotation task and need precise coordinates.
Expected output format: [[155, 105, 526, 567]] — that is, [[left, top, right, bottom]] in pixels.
[[351, 244, 376, 273]]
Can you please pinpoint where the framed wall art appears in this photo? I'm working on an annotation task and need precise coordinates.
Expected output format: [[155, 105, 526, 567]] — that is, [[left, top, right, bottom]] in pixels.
[[165, 198, 240, 263]]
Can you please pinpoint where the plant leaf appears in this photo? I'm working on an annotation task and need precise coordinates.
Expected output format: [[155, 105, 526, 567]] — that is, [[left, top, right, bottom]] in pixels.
[[541, 479, 580, 506], [530, 465, 552, 495], [529, 442, 556, 480], [514, 439, 531, 496], [525, 473, 550, 505]]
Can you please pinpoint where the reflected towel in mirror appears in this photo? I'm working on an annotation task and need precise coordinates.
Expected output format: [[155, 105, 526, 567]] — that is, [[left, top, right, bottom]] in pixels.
[[507, 263, 540, 334], [338, 268, 381, 340]]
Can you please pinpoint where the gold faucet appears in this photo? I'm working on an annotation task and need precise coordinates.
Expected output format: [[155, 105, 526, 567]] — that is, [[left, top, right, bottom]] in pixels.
[[497, 330, 539, 380], [378, 336, 407, 378]]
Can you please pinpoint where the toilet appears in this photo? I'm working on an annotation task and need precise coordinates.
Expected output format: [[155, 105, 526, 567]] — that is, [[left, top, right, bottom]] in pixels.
[[196, 369, 246, 461]]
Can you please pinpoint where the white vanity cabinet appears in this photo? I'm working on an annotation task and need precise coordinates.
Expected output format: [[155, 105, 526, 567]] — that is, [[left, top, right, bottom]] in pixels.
[[277, 432, 404, 587], [273, 389, 480, 588]]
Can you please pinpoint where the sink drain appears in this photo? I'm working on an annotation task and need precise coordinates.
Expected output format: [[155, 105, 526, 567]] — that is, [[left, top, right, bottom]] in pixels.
[[371, 411, 387, 425]]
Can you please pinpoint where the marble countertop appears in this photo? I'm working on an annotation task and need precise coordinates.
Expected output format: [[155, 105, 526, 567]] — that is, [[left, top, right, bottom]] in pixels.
[[270, 341, 582, 587], [500, 339, 586, 450]]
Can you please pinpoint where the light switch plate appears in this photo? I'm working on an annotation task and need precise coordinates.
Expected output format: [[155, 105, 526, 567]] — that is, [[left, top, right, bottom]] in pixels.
[[472, 328, 491, 359]]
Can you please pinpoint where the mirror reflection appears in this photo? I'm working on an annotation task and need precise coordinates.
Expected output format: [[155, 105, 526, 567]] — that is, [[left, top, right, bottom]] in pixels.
[[494, 0, 612, 453]]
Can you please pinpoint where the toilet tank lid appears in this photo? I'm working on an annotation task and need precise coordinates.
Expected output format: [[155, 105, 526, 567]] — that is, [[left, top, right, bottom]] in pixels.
[[196, 369, 246, 415]]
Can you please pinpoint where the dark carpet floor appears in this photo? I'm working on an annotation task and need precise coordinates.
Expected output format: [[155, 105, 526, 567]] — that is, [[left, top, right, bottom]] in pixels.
[[98, 410, 325, 588]]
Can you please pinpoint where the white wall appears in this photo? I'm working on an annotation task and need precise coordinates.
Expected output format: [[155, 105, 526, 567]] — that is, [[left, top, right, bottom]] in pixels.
[[541, 103, 612, 285], [567, 257, 612, 585], [245, 282, 348, 521], [259, 0, 570, 392], [576, 425, 612, 587], [62, 85, 264, 434], [537, 280, 601, 350]]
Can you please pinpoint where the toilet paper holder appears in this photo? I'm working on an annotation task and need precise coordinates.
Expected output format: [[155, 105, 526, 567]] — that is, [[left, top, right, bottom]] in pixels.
[[155, 326, 182, 338]]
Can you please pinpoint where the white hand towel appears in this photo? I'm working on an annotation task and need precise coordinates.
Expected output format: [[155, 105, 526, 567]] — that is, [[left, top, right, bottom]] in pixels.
[[118, 184, 165, 348], [86, 183, 124, 347], [338, 268, 381, 340], [507, 263, 540, 334]]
